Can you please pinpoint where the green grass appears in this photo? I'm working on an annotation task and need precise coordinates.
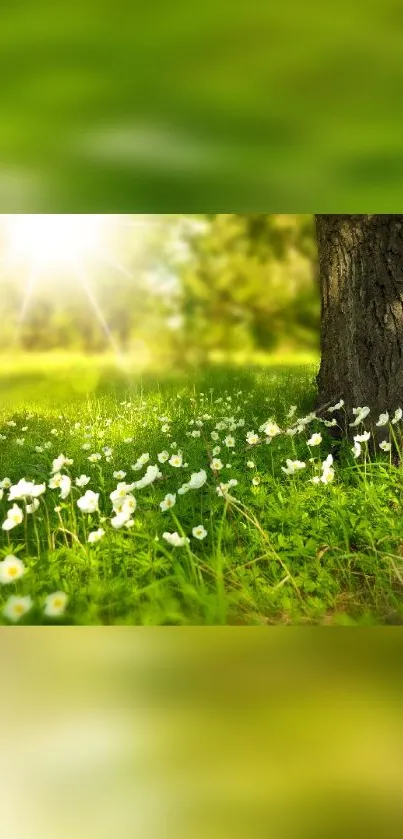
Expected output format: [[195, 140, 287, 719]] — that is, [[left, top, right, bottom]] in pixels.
[[1, 353, 403, 626]]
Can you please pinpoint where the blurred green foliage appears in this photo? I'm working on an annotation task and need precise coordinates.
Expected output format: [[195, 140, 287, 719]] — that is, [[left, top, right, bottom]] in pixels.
[[1, 2, 403, 209], [0, 213, 320, 362]]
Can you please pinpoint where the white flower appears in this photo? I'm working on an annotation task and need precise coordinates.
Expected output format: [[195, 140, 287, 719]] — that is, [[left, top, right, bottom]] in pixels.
[[160, 493, 176, 512], [191, 430, 201, 438], [44, 592, 68, 617], [26, 499, 40, 514], [51, 454, 73, 473], [88, 528, 105, 544], [211, 431, 219, 441], [247, 461, 255, 469], [0, 478, 11, 489], [307, 433, 322, 447], [178, 484, 190, 496], [321, 454, 335, 484], [2, 504, 24, 531], [75, 475, 91, 488], [328, 400, 344, 412], [3, 595, 32, 622], [260, 421, 281, 438], [192, 525, 207, 540], [169, 453, 183, 468], [49, 473, 71, 500], [120, 496, 137, 517], [184, 469, 207, 492], [163, 531, 189, 547], [16, 438, 25, 446], [213, 446, 221, 456], [9, 479, 46, 501], [216, 479, 238, 498], [111, 512, 133, 529], [82, 443, 91, 451], [379, 441, 392, 452], [132, 453, 150, 471], [252, 476, 261, 487], [281, 460, 306, 476], [350, 407, 370, 427], [392, 409, 402, 425], [354, 432, 370, 443], [376, 412, 389, 427], [35, 445, 44, 453], [352, 442, 362, 459], [132, 465, 162, 489], [287, 406, 298, 418], [323, 419, 337, 428], [0, 555, 26, 584], [88, 453, 102, 463], [157, 451, 170, 463], [246, 431, 260, 446], [113, 470, 126, 481], [224, 435, 235, 448], [211, 458, 224, 471], [161, 424, 170, 433], [6, 420, 16, 427], [77, 490, 99, 514]]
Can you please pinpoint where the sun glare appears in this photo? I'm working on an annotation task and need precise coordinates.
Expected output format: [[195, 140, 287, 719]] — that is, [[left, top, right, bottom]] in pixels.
[[4, 214, 107, 269]]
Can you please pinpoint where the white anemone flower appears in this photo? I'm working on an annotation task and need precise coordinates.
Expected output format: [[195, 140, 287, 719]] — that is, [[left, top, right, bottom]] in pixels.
[[169, 453, 183, 468], [260, 421, 281, 438], [3, 595, 32, 622], [88, 528, 105, 544], [9, 479, 46, 501], [163, 531, 189, 547], [188, 470, 207, 490], [352, 441, 362, 459], [51, 454, 73, 474], [392, 409, 402, 425], [307, 433, 322, 447], [2, 504, 24, 531], [281, 460, 306, 476], [77, 490, 99, 514], [192, 525, 207, 540], [328, 400, 344, 412], [75, 475, 91, 488], [0, 555, 26, 584], [354, 432, 370, 443], [44, 592, 68, 617], [160, 493, 176, 512], [132, 465, 162, 489], [132, 453, 150, 471], [349, 407, 370, 427], [376, 412, 389, 427], [379, 441, 392, 452]]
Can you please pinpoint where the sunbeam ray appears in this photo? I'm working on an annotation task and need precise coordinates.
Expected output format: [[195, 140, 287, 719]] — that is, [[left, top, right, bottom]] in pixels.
[[69, 260, 124, 360]]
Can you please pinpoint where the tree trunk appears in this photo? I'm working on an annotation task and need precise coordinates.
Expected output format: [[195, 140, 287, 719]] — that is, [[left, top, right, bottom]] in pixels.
[[316, 214, 403, 426]]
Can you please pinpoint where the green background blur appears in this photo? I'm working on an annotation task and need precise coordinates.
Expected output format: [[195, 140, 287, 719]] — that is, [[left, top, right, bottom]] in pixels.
[[3, 629, 403, 839], [1, 0, 403, 210]]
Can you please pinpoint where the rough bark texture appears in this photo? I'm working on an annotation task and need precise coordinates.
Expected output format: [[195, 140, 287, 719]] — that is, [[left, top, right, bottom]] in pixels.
[[316, 214, 403, 424]]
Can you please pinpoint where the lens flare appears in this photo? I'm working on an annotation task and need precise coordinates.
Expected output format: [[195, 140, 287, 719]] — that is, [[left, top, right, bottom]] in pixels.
[[3, 214, 107, 269]]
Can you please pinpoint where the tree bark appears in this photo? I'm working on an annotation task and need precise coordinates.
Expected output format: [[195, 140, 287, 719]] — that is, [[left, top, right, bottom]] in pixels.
[[316, 214, 403, 425]]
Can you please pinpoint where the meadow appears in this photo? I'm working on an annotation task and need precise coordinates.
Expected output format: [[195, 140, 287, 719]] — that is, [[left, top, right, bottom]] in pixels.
[[1, 353, 403, 626]]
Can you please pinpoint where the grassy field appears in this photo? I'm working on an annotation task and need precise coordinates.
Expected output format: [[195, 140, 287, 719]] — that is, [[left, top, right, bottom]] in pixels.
[[1, 353, 403, 626]]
